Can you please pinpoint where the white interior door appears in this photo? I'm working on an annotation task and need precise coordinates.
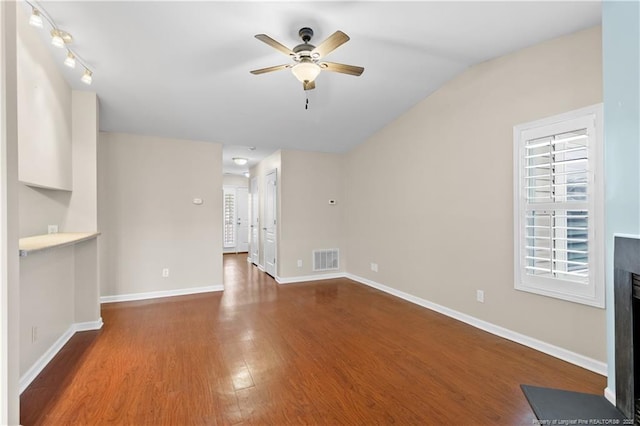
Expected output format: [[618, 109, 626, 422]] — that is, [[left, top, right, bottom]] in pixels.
[[236, 187, 249, 253], [264, 170, 277, 277], [250, 176, 259, 265]]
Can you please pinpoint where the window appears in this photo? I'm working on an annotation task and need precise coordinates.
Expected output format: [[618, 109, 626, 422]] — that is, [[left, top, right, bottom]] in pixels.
[[223, 189, 236, 248], [514, 105, 604, 308]]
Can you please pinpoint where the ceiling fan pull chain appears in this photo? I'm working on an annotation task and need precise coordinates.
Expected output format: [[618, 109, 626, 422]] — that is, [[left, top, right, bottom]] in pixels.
[[305, 95, 309, 110]]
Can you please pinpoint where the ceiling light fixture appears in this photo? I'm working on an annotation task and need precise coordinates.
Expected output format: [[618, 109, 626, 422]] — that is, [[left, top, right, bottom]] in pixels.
[[81, 69, 93, 85], [291, 60, 321, 84], [233, 157, 249, 166], [25, 1, 94, 85], [29, 7, 43, 28], [64, 51, 76, 68], [243, 172, 250, 178]]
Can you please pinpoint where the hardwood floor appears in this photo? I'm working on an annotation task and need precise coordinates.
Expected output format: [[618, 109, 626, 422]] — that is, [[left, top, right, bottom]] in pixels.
[[21, 253, 606, 425]]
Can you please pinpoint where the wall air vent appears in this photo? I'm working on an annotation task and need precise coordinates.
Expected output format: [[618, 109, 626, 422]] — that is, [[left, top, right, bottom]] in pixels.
[[313, 249, 339, 272]]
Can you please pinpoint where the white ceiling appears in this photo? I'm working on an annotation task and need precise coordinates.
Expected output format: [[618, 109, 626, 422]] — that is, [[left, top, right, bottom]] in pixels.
[[29, 1, 601, 174]]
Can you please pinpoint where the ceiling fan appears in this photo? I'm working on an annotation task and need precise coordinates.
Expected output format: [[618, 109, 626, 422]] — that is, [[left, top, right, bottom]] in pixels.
[[250, 27, 364, 91]]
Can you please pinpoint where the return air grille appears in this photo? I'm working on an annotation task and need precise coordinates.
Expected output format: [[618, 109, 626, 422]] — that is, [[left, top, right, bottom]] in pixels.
[[313, 249, 339, 272]]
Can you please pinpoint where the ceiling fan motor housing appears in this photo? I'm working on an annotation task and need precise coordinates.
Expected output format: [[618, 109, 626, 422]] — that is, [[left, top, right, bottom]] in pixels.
[[298, 27, 314, 43]]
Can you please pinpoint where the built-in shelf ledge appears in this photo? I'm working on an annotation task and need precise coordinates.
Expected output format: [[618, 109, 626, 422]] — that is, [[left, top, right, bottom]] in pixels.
[[19, 232, 100, 257]]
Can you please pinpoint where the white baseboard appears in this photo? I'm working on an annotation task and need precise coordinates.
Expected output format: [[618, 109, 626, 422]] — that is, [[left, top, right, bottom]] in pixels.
[[258, 264, 265, 272], [604, 386, 616, 405], [74, 318, 104, 332], [345, 273, 607, 376], [19, 318, 103, 394], [276, 272, 344, 285], [100, 285, 224, 304]]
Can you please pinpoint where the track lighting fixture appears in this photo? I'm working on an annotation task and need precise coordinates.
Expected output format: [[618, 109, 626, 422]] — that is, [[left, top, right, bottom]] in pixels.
[[81, 69, 93, 85], [29, 7, 43, 28], [25, 1, 94, 85], [64, 51, 76, 68]]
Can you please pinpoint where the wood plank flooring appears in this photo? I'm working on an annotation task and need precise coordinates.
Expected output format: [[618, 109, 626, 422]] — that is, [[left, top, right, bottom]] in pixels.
[[20, 253, 606, 425]]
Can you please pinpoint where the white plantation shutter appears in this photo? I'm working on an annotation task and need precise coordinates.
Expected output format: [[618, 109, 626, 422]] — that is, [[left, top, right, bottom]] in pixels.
[[223, 189, 236, 248], [514, 105, 604, 308]]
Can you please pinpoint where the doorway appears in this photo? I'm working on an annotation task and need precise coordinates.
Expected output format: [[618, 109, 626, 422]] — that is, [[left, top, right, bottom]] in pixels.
[[223, 185, 249, 254]]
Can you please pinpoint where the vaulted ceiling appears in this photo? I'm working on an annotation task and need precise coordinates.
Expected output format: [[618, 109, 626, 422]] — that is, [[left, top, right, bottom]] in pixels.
[[29, 1, 601, 173]]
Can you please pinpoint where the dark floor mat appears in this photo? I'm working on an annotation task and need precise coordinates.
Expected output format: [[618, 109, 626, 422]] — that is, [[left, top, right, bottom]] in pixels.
[[521, 384, 630, 423]]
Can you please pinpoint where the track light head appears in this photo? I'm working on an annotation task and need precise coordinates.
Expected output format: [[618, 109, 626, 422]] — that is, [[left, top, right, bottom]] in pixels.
[[64, 51, 76, 68], [50, 29, 72, 48], [81, 69, 93, 85], [29, 8, 43, 28]]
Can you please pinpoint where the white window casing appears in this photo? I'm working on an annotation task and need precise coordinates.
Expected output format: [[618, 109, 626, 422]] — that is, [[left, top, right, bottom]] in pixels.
[[513, 104, 604, 308]]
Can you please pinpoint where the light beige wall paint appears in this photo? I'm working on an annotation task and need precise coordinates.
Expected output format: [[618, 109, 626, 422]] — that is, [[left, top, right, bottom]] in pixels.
[[97, 133, 108, 299], [345, 27, 605, 361], [249, 151, 281, 270], [18, 184, 70, 237], [64, 91, 98, 232], [1, 1, 20, 422], [16, 93, 98, 239], [19, 237, 100, 379], [19, 247, 74, 376], [13, 2, 100, 403], [74, 239, 100, 323], [16, 5, 71, 191], [99, 132, 223, 296], [279, 150, 345, 277]]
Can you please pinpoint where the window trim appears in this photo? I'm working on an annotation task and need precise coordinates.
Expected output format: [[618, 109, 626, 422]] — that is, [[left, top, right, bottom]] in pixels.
[[513, 104, 604, 308]]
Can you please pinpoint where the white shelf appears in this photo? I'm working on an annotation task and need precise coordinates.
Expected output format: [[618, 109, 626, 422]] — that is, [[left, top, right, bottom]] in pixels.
[[19, 232, 100, 257]]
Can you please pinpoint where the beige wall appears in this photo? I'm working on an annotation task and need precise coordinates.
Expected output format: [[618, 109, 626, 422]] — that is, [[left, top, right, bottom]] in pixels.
[[98, 133, 223, 297], [345, 27, 605, 361], [279, 150, 345, 278], [18, 185, 70, 237], [14, 2, 101, 398], [19, 247, 74, 375], [1, 1, 21, 422], [65, 92, 98, 232], [19, 92, 99, 237], [16, 5, 71, 191]]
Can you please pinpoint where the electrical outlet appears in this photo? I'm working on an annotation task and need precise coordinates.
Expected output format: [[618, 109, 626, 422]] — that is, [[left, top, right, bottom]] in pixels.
[[370, 262, 378, 272], [31, 326, 38, 343], [48, 224, 58, 234], [297, 259, 303, 268], [476, 290, 485, 303], [162, 268, 169, 278]]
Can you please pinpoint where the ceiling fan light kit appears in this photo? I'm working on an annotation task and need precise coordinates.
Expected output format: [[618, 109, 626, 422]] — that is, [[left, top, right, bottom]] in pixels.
[[250, 26, 364, 92], [291, 61, 321, 84]]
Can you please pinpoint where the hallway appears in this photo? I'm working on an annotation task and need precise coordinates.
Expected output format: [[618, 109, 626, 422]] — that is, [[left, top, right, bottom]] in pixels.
[[20, 254, 605, 425]]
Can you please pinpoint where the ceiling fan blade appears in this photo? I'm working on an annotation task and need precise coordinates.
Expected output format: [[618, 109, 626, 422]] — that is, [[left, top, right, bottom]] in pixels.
[[319, 62, 364, 76], [303, 80, 316, 91], [311, 31, 350, 58], [250, 64, 291, 75], [255, 34, 294, 56]]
